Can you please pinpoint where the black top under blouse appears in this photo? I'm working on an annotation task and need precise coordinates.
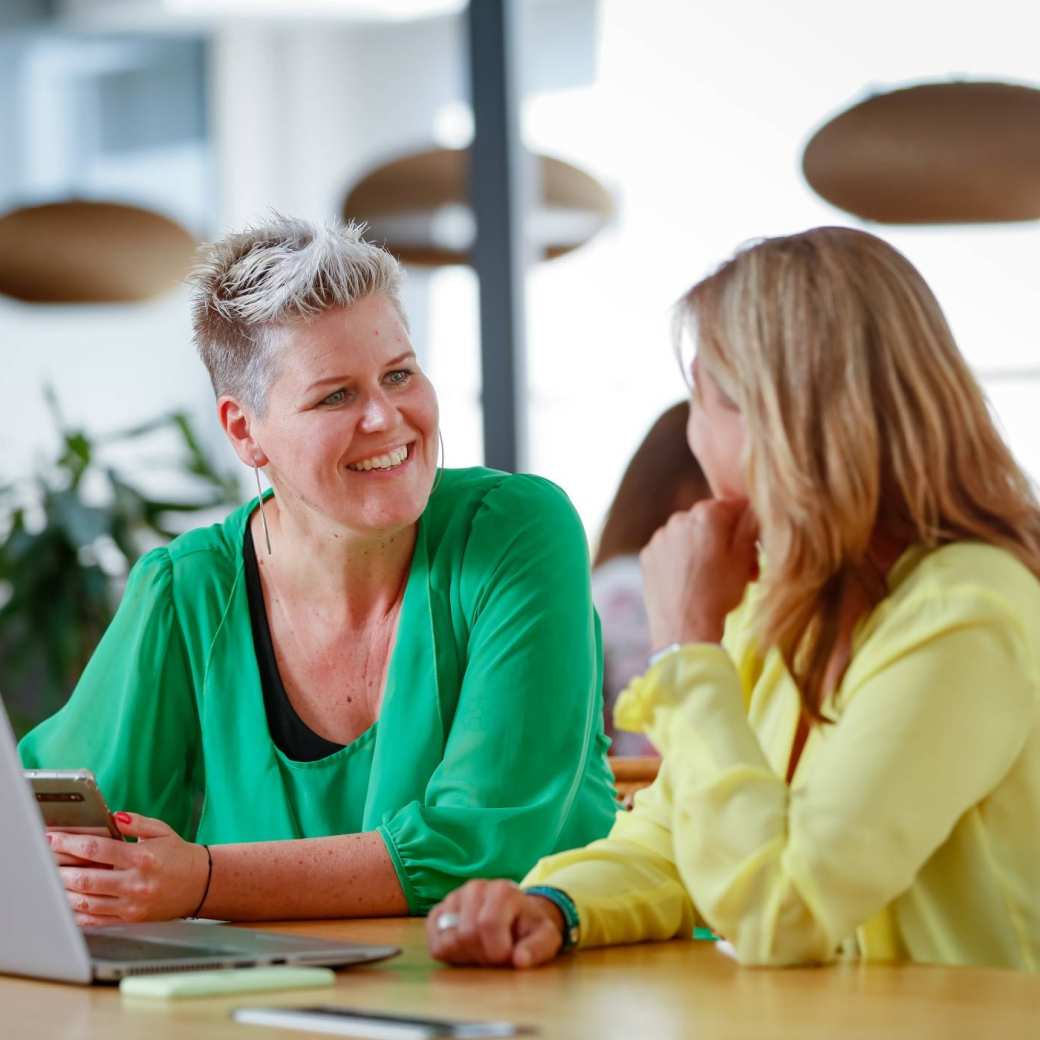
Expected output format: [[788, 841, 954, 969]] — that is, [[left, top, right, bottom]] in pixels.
[[243, 528, 345, 762]]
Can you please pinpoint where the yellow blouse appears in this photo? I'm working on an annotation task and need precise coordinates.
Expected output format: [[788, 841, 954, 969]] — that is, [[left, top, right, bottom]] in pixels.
[[525, 543, 1040, 969]]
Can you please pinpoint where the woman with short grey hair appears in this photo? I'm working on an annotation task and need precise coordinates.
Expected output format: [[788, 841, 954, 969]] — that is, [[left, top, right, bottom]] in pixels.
[[20, 215, 617, 924]]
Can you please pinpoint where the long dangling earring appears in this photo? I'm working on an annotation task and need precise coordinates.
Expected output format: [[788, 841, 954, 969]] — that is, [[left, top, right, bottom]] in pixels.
[[431, 430, 446, 495], [254, 464, 273, 555]]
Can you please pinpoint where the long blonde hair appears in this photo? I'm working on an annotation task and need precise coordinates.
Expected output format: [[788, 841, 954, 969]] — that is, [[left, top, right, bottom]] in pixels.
[[678, 226, 1040, 721]]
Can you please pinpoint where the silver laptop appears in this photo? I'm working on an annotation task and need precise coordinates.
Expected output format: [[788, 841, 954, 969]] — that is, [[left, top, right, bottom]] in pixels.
[[0, 697, 400, 983]]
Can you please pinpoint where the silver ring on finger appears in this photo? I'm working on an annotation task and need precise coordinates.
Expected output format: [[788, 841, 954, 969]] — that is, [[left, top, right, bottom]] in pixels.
[[435, 911, 461, 933]]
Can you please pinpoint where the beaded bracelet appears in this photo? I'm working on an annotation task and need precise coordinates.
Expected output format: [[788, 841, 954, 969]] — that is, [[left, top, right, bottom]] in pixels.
[[522, 885, 580, 952]]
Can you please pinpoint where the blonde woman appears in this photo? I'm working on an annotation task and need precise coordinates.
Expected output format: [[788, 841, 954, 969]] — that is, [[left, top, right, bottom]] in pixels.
[[426, 226, 1040, 970]]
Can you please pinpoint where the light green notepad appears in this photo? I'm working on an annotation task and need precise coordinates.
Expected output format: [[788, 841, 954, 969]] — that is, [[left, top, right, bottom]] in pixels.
[[120, 965, 335, 1000]]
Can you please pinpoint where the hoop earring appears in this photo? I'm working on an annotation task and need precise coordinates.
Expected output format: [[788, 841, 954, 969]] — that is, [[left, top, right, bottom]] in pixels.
[[431, 430, 446, 496], [254, 465, 273, 555]]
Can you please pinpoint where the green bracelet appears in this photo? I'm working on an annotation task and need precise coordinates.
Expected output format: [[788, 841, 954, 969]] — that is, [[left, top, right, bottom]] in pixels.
[[523, 885, 580, 952]]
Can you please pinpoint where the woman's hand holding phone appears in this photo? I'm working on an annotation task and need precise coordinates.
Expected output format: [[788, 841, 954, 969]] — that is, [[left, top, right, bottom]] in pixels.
[[27, 768, 123, 867], [48, 812, 211, 926]]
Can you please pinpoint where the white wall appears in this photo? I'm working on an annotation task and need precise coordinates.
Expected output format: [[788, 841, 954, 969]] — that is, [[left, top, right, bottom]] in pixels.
[[1, 288, 219, 485], [520, 0, 1040, 542]]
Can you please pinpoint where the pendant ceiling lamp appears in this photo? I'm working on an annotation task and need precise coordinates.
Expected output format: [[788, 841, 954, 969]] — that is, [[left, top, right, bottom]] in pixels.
[[803, 81, 1040, 224], [342, 147, 614, 267], [0, 200, 197, 304]]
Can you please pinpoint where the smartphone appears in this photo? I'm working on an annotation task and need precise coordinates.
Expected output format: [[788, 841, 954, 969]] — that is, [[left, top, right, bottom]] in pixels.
[[24, 768, 123, 839], [231, 1005, 535, 1039]]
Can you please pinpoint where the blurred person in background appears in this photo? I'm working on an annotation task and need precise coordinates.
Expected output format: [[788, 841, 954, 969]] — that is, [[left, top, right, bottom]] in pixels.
[[592, 402, 711, 755], [427, 226, 1040, 971], [19, 216, 617, 925]]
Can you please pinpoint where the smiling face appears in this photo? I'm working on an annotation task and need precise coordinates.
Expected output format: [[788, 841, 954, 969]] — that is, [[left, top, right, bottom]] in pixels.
[[235, 294, 439, 538], [686, 356, 748, 501]]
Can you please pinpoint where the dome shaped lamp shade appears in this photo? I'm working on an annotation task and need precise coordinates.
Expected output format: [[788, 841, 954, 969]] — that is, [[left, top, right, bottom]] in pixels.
[[802, 81, 1040, 224], [342, 147, 614, 266], [0, 200, 198, 304]]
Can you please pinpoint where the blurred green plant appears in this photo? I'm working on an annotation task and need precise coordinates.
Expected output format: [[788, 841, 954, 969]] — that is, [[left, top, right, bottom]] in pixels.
[[0, 387, 240, 736]]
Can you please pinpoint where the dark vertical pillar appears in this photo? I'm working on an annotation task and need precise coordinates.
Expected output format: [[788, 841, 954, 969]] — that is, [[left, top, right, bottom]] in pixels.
[[466, 0, 528, 473], [0, 0, 56, 31]]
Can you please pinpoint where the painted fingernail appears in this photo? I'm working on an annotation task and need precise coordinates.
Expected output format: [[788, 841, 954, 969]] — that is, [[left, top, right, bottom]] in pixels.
[[114, 812, 132, 824]]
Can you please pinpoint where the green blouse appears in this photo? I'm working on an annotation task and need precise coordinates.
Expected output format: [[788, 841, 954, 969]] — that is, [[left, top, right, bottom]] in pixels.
[[19, 467, 618, 913]]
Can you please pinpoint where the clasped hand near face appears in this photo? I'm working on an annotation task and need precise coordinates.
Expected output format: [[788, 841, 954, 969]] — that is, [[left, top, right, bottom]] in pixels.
[[640, 497, 759, 650], [47, 813, 208, 927]]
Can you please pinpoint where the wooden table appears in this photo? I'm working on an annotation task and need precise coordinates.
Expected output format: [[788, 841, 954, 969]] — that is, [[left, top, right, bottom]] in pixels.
[[3, 918, 1038, 1039]]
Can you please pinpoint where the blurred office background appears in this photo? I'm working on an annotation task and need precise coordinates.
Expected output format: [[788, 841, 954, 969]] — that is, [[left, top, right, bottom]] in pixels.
[[4, 0, 1040, 526], [2, 0, 1039, 724]]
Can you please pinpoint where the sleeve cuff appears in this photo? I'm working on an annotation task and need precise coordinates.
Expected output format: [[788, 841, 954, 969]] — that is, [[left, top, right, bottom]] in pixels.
[[613, 643, 736, 751], [377, 822, 422, 915]]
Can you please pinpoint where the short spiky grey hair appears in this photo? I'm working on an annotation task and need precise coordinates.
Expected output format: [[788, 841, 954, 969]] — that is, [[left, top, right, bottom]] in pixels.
[[189, 215, 405, 413]]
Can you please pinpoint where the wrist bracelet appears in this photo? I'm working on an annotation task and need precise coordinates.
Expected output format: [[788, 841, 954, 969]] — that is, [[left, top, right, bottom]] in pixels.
[[522, 885, 580, 952], [647, 642, 683, 669], [189, 844, 213, 919]]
